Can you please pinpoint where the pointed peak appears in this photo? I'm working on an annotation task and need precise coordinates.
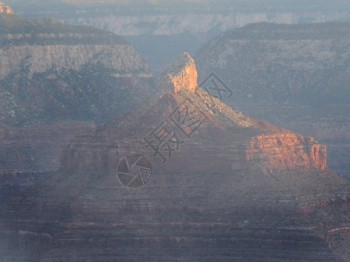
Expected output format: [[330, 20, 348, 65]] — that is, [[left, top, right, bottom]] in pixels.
[[0, 2, 13, 14], [160, 52, 198, 94]]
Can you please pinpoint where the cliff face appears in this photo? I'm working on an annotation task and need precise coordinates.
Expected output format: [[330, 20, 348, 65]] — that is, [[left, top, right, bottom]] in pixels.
[[280, 118, 350, 179], [195, 22, 350, 179], [0, 44, 147, 80], [0, 13, 155, 173], [246, 133, 327, 170]]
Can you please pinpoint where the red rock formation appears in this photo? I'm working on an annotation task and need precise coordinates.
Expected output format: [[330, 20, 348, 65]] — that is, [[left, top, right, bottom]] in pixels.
[[0, 2, 13, 14], [170, 53, 198, 93], [159, 52, 197, 94], [246, 133, 327, 170]]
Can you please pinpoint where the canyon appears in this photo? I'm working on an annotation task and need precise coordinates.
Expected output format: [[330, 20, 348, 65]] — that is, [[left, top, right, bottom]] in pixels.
[[0, 2, 349, 261], [7, 1, 350, 78], [1, 53, 349, 261], [57, 2, 350, 76]]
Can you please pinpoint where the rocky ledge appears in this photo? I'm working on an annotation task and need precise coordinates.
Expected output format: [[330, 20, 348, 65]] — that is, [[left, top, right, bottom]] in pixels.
[[246, 133, 327, 170]]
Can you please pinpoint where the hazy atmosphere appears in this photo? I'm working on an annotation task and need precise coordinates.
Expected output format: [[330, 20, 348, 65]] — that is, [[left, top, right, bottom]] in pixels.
[[1, 0, 350, 261]]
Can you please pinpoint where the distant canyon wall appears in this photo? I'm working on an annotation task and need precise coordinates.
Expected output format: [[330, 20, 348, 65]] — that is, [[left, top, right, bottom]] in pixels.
[[0, 14, 156, 173], [0, 43, 149, 80], [194, 22, 350, 179], [61, 11, 350, 77], [64, 12, 350, 36]]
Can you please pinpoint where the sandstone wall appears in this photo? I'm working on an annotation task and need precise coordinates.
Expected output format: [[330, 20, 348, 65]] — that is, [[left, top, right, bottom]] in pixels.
[[246, 133, 327, 170]]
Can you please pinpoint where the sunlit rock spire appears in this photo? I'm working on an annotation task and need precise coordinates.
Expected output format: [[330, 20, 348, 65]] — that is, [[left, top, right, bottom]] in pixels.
[[159, 52, 198, 94], [0, 2, 13, 14]]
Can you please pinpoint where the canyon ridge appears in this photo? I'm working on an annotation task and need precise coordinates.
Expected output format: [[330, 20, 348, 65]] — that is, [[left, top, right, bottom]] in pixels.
[[1, 53, 349, 261]]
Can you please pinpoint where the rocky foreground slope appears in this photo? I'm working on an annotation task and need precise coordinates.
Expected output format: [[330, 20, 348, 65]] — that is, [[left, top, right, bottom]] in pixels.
[[195, 22, 350, 179], [1, 53, 349, 261], [0, 8, 155, 173]]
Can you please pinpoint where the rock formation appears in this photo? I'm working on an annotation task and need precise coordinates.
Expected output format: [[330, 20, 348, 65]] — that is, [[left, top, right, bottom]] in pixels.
[[0, 13, 155, 173], [195, 22, 350, 179], [0, 14, 153, 126], [246, 134, 327, 170], [1, 53, 349, 261], [159, 52, 197, 93], [63, 53, 328, 174], [0, 2, 12, 14]]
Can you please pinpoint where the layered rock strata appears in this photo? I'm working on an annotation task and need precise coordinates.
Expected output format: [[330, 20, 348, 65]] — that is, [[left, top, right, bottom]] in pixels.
[[246, 133, 327, 170], [1, 53, 349, 262], [0, 10, 155, 173]]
